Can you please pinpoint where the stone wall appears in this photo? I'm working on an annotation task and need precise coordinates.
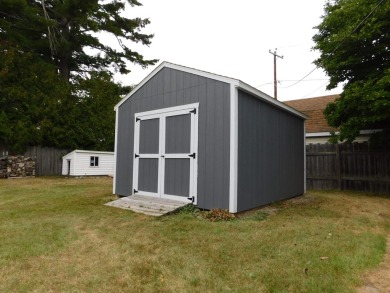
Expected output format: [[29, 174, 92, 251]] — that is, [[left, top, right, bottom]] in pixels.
[[0, 156, 35, 178]]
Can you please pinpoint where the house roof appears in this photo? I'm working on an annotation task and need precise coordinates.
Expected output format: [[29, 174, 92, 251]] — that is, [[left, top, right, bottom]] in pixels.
[[114, 61, 307, 120], [284, 95, 339, 133]]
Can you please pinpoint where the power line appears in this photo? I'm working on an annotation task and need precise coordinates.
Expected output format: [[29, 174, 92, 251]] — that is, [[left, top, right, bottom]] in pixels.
[[300, 81, 330, 99], [255, 79, 329, 88], [283, 0, 386, 89]]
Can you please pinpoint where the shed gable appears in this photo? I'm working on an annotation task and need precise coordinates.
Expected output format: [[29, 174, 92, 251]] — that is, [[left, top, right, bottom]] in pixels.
[[115, 67, 231, 210]]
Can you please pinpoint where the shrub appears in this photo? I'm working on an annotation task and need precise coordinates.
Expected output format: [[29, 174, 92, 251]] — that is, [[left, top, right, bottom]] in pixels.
[[204, 208, 235, 222]]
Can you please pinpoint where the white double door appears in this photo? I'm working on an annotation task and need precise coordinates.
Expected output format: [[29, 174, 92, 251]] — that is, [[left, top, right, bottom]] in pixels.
[[132, 104, 198, 203]]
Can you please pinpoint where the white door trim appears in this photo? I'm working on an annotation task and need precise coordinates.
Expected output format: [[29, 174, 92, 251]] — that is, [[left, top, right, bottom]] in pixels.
[[133, 103, 199, 204]]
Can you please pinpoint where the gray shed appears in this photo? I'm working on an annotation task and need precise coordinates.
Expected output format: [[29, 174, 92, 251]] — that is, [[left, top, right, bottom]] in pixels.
[[113, 62, 307, 213]]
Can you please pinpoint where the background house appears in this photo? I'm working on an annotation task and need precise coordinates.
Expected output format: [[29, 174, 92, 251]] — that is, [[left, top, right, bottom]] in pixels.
[[62, 150, 114, 176], [285, 95, 373, 144]]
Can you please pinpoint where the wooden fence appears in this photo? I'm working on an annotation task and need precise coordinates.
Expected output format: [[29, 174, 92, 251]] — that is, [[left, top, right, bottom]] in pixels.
[[23, 146, 71, 176], [306, 143, 390, 193]]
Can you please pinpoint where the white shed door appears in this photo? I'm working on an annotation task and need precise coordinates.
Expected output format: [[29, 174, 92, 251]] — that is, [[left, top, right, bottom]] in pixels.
[[133, 104, 198, 204]]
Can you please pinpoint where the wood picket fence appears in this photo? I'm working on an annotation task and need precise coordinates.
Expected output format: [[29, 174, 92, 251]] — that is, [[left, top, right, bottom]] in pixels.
[[23, 146, 71, 176], [306, 143, 390, 193], [3, 143, 390, 193]]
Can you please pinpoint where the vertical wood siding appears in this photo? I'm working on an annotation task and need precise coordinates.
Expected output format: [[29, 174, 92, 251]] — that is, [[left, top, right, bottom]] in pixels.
[[237, 90, 305, 212], [115, 68, 230, 210]]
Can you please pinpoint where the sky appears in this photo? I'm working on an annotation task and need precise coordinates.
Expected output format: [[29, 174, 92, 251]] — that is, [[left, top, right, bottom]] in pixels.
[[113, 0, 344, 101]]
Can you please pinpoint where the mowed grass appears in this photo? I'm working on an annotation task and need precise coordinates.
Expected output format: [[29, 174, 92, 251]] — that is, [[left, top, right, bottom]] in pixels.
[[0, 178, 389, 292]]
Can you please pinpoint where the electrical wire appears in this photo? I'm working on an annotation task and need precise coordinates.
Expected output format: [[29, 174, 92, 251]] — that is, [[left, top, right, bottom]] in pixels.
[[282, 0, 386, 89], [255, 79, 328, 88]]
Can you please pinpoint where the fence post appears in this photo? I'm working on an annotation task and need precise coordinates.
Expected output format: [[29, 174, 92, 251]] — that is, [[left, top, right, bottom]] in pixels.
[[336, 144, 341, 190]]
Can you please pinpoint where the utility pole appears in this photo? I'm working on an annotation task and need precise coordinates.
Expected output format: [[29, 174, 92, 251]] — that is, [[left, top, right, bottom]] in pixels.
[[269, 48, 283, 100]]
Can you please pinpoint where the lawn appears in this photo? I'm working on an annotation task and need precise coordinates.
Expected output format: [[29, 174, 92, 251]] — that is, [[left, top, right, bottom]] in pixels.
[[0, 177, 389, 292]]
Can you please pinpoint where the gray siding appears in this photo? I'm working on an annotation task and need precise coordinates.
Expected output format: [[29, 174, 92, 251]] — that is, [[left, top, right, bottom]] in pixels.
[[237, 90, 305, 212], [164, 158, 190, 197], [138, 158, 159, 193], [165, 114, 191, 153], [115, 67, 230, 210], [139, 119, 159, 154]]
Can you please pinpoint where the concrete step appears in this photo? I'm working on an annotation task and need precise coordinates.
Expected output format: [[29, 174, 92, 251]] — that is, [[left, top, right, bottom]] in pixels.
[[105, 194, 189, 216]]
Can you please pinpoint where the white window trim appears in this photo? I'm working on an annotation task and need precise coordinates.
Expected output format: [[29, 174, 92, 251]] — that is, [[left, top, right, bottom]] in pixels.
[[90, 156, 99, 167]]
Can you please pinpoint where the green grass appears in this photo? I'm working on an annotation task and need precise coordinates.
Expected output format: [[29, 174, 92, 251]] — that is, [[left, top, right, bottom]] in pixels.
[[0, 177, 389, 292]]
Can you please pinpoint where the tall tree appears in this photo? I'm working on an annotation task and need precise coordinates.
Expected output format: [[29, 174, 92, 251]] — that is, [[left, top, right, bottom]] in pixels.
[[0, 0, 157, 82], [0, 0, 155, 151], [0, 41, 70, 152], [313, 0, 390, 145]]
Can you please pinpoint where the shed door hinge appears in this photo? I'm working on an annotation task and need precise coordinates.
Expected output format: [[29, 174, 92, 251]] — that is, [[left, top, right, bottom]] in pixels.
[[188, 153, 196, 159], [133, 189, 138, 194], [136, 117, 141, 122], [190, 108, 196, 114], [187, 196, 195, 203], [135, 154, 139, 158]]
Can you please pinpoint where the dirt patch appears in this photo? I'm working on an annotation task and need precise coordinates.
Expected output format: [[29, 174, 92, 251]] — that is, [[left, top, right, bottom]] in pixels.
[[356, 235, 390, 293]]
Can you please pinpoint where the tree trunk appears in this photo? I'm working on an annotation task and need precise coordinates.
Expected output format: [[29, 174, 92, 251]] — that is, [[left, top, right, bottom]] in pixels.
[[58, 17, 71, 83]]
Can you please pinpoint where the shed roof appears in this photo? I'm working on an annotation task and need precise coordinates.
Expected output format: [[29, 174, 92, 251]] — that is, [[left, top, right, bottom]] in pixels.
[[114, 62, 307, 120], [63, 150, 114, 159], [284, 95, 339, 133]]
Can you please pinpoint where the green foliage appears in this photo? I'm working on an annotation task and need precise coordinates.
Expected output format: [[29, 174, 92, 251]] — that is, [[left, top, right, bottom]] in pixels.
[[0, 43, 70, 152], [204, 208, 236, 222], [0, 1, 155, 151], [71, 72, 123, 151], [176, 204, 199, 215], [0, 0, 157, 81], [313, 0, 390, 145]]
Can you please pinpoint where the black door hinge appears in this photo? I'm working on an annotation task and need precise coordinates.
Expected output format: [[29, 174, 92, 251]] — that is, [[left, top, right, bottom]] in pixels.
[[133, 189, 138, 194], [187, 196, 194, 203], [136, 117, 141, 122], [135, 154, 139, 158], [188, 153, 196, 159], [190, 108, 196, 114]]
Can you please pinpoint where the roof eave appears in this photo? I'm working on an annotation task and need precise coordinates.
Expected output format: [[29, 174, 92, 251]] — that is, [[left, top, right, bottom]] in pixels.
[[237, 81, 308, 120], [114, 61, 308, 120]]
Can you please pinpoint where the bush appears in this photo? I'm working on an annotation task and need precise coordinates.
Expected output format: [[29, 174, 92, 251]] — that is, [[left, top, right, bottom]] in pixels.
[[204, 208, 235, 222]]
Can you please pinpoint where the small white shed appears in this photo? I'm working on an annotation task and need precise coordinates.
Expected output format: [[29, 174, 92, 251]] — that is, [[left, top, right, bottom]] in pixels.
[[62, 150, 114, 176]]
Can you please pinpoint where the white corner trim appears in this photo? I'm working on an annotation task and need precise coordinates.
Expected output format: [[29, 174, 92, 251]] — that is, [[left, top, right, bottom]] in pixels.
[[113, 108, 119, 194], [238, 81, 308, 120], [229, 84, 238, 213]]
